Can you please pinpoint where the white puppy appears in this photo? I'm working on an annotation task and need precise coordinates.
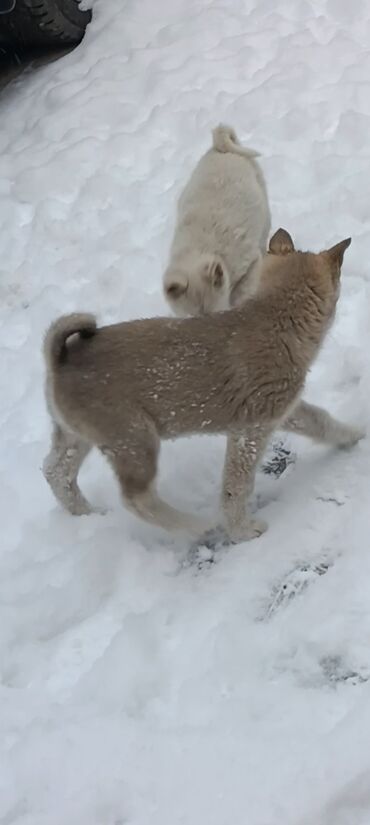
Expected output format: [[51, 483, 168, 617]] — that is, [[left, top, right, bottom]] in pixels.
[[163, 124, 271, 315]]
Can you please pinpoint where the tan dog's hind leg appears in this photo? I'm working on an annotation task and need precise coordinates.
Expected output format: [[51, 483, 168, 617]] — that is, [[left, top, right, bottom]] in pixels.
[[283, 401, 365, 448], [222, 427, 271, 543], [127, 485, 209, 536], [43, 424, 92, 515], [101, 416, 209, 537]]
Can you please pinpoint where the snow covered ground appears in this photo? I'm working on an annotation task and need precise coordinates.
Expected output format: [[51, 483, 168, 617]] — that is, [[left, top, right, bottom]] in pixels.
[[1, 0, 370, 822]]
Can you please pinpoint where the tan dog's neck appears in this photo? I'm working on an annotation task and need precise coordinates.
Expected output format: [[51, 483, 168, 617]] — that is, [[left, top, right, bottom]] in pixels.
[[251, 249, 338, 361]]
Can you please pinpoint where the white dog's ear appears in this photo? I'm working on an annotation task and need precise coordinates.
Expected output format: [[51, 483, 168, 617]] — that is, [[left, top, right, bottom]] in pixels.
[[269, 228, 295, 255], [165, 273, 188, 299], [203, 257, 225, 289]]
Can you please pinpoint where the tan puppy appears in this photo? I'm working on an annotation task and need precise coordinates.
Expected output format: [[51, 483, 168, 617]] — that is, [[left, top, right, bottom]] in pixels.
[[43, 230, 363, 543], [163, 124, 270, 315]]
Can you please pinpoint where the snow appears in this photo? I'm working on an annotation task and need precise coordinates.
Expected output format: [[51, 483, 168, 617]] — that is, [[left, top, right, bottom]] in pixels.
[[1, 0, 370, 823]]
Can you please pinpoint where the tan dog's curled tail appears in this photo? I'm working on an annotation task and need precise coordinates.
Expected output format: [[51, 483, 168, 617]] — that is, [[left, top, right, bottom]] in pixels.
[[44, 313, 97, 370], [212, 124, 260, 158]]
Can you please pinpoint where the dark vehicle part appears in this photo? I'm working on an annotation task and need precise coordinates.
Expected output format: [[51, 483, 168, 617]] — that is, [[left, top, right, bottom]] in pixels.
[[0, 0, 91, 49], [0, 1, 16, 13]]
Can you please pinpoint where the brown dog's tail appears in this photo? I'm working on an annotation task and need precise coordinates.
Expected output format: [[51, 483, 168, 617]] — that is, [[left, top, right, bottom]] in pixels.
[[212, 123, 260, 158], [43, 313, 97, 371]]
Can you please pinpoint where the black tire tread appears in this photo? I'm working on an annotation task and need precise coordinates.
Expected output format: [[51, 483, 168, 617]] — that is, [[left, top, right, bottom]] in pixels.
[[0, 0, 91, 49]]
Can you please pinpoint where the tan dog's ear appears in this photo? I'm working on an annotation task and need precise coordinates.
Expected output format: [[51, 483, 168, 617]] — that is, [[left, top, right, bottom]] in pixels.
[[323, 238, 351, 270], [203, 258, 225, 289], [269, 228, 295, 255]]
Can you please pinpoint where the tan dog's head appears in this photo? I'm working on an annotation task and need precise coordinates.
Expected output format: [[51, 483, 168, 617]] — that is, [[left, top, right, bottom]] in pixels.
[[164, 253, 230, 316], [268, 228, 350, 289]]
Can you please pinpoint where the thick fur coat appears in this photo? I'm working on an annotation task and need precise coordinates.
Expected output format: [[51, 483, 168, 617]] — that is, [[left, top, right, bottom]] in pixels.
[[163, 124, 271, 315], [43, 231, 362, 543]]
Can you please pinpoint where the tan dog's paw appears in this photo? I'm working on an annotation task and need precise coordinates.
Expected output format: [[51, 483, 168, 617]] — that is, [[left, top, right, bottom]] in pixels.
[[229, 517, 268, 544], [91, 505, 109, 516], [337, 426, 366, 449]]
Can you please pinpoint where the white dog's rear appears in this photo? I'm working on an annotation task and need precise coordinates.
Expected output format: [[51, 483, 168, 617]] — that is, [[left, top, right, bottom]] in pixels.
[[163, 124, 271, 315]]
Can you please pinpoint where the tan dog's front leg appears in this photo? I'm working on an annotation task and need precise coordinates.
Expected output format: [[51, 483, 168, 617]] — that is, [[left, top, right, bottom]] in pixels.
[[222, 428, 271, 543]]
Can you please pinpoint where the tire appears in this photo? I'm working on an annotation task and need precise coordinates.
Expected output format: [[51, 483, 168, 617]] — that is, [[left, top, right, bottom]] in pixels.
[[0, 0, 92, 50]]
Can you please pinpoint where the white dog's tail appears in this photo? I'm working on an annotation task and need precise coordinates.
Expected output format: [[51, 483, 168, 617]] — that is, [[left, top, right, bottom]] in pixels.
[[212, 124, 260, 158]]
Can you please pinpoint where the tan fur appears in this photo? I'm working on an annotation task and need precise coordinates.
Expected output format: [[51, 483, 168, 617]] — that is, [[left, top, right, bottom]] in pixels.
[[43, 313, 96, 372], [43, 231, 363, 542], [163, 124, 270, 316]]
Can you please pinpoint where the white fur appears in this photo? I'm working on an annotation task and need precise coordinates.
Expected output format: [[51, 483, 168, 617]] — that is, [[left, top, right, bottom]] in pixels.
[[163, 124, 271, 315]]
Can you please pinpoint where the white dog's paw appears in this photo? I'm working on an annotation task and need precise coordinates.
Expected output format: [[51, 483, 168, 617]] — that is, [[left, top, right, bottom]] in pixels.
[[229, 517, 268, 544]]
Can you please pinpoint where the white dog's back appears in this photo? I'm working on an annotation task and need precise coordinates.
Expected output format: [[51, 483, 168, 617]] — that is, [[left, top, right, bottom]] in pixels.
[[164, 124, 271, 315]]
